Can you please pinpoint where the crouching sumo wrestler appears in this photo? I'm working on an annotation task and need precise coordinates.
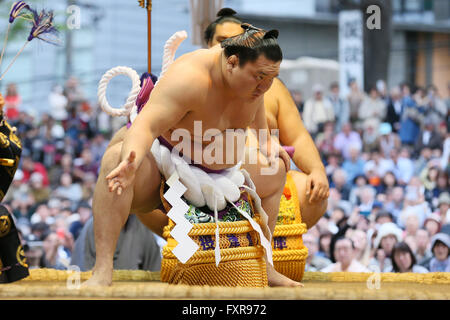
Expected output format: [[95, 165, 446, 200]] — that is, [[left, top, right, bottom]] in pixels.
[[83, 24, 302, 287]]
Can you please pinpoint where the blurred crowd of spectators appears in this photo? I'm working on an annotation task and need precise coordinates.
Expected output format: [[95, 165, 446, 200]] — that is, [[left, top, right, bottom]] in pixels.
[[293, 79, 450, 273], [1, 78, 115, 270], [1, 76, 449, 274]]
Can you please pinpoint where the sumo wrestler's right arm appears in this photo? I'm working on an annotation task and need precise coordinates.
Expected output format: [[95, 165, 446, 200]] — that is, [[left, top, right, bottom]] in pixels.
[[106, 69, 198, 194]]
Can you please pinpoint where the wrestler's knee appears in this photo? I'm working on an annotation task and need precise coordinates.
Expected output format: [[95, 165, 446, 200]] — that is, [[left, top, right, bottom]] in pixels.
[[312, 197, 328, 218], [301, 198, 328, 229], [289, 170, 327, 228]]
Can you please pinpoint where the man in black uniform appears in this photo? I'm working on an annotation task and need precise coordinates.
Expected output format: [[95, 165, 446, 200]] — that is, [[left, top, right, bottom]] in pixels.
[[0, 93, 29, 283]]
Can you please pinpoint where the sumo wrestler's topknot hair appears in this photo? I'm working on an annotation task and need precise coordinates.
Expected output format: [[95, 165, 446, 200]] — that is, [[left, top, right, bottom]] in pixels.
[[204, 8, 243, 45], [220, 23, 282, 66]]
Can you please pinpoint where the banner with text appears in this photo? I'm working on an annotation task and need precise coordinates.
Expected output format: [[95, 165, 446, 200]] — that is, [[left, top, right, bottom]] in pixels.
[[339, 10, 364, 98]]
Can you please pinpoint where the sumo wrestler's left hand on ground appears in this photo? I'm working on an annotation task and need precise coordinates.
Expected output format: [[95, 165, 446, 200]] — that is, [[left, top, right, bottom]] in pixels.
[[306, 168, 329, 204]]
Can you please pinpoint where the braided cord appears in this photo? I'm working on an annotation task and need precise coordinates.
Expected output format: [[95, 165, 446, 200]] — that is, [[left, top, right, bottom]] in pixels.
[[97, 66, 140, 117]]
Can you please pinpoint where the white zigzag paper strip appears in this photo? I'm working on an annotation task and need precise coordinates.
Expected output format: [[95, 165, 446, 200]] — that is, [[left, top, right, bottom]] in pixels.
[[164, 172, 199, 264]]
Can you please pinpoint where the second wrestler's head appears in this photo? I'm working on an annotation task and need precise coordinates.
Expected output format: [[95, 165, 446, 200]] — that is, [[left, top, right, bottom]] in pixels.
[[204, 8, 243, 47], [220, 23, 282, 101]]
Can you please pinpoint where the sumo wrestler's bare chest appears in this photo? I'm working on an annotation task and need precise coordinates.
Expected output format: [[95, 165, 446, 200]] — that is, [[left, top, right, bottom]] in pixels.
[[183, 101, 255, 132], [216, 106, 255, 131]]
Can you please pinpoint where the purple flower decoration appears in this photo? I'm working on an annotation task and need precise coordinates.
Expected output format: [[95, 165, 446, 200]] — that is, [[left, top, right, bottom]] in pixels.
[[9, 1, 30, 23], [1, 3, 60, 81], [27, 8, 59, 43]]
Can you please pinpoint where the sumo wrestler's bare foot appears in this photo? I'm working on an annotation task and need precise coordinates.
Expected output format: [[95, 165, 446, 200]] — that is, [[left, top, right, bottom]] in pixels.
[[82, 267, 113, 287], [267, 263, 303, 287]]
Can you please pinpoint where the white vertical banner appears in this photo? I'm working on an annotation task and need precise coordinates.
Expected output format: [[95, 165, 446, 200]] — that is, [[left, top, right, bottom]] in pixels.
[[339, 10, 364, 98], [189, 0, 224, 47]]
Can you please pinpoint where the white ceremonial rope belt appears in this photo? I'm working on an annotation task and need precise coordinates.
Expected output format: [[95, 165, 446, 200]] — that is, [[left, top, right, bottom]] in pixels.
[[151, 139, 273, 266]]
